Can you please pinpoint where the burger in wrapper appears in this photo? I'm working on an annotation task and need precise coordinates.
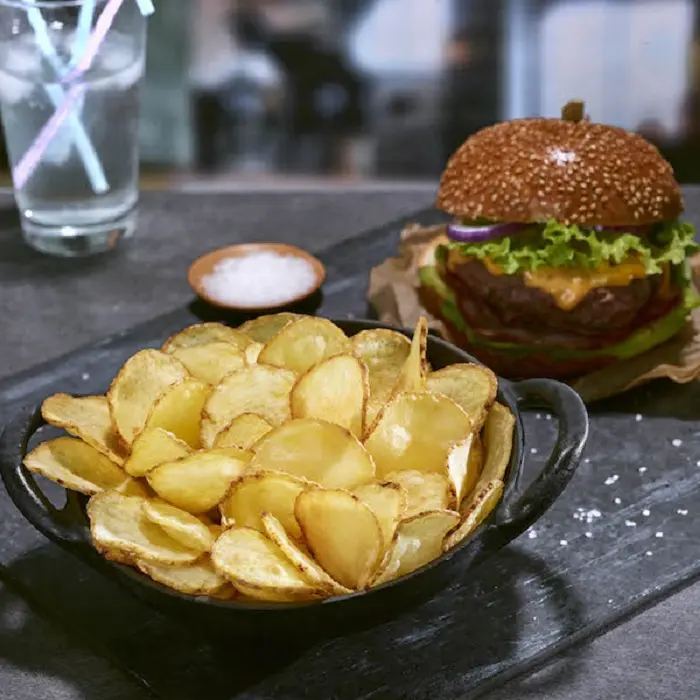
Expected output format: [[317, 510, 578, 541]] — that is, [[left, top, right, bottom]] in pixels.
[[418, 107, 700, 380]]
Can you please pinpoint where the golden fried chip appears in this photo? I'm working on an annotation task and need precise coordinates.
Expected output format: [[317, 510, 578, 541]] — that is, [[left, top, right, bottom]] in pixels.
[[107, 349, 189, 446], [384, 470, 450, 519], [392, 317, 428, 394], [213, 413, 273, 450], [87, 491, 201, 565], [295, 488, 384, 589], [353, 482, 404, 544], [350, 329, 411, 427], [142, 378, 209, 449], [170, 342, 246, 385], [445, 480, 504, 550], [252, 419, 374, 490], [211, 527, 321, 600], [24, 437, 125, 496], [114, 477, 152, 498], [480, 403, 515, 484], [219, 470, 307, 539], [446, 434, 480, 509], [262, 513, 350, 596], [136, 557, 229, 596], [364, 392, 472, 478], [201, 365, 296, 448], [244, 342, 264, 365], [142, 500, 215, 553], [125, 428, 191, 477], [371, 509, 460, 586], [257, 317, 349, 374], [41, 394, 126, 465], [162, 323, 251, 353], [426, 363, 497, 431], [290, 354, 367, 438], [238, 313, 301, 344], [147, 449, 251, 514]]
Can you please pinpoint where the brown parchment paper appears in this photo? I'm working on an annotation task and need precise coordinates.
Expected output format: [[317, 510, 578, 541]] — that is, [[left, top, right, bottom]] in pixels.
[[368, 223, 700, 403]]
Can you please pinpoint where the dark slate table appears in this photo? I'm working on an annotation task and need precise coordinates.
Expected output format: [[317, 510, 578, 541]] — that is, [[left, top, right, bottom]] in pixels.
[[1, 184, 700, 700]]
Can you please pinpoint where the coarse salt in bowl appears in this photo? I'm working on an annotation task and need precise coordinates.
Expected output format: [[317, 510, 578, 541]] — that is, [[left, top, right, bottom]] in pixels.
[[188, 243, 326, 311]]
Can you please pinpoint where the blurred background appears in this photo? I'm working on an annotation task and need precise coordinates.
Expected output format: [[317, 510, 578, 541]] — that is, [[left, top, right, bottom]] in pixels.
[[3, 0, 700, 185]]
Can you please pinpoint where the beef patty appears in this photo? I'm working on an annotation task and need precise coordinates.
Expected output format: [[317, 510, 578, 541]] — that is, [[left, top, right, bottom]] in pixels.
[[445, 260, 680, 351]]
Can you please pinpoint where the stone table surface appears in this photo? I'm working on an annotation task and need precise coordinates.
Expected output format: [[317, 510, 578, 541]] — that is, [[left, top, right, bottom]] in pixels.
[[1, 184, 700, 700]]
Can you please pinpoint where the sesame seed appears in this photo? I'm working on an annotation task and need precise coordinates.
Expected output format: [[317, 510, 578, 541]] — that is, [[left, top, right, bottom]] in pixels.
[[605, 475, 619, 485], [614, 497, 622, 505], [530, 447, 538, 455], [678, 509, 688, 515], [635, 414, 643, 422], [560, 540, 568, 546], [528, 529, 537, 539], [672, 439, 683, 447], [655, 532, 664, 538], [642, 509, 650, 516], [625, 520, 636, 527], [646, 551, 653, 556], [585, 532, 593, 538], [639, 467, 647, 474]]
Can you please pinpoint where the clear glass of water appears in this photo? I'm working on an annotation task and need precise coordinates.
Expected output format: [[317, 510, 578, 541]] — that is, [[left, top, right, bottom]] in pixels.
[[0, 0, 147, 257]]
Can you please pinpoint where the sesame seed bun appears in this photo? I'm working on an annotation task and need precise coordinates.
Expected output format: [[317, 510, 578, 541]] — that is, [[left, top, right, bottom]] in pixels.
[[437, 118, 683, 227]]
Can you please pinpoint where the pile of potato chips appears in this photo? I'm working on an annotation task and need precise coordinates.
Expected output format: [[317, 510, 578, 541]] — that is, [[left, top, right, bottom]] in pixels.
[[26, 313, 514, 602]]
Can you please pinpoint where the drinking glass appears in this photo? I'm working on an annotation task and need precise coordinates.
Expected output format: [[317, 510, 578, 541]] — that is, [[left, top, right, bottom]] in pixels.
[[0, 0, 147, 256]]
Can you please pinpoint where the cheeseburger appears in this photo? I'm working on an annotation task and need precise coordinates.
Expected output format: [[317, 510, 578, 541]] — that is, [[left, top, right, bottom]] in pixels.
[[419, 107, 700, 380]]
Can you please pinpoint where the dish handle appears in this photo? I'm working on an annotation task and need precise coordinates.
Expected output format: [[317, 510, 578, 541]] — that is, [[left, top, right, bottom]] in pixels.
[[0, 403, 95, 558], [493, 378, 589, 542]]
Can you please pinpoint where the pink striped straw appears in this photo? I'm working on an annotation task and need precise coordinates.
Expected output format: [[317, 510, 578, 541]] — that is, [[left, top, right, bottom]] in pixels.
[[13, 85, 86, 190]]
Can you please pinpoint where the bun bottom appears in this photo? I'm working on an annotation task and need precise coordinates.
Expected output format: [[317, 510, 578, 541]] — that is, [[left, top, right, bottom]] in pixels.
[[418, 286, 616, 381]]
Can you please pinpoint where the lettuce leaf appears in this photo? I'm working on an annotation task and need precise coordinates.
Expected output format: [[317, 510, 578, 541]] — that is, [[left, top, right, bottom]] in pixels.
[[442, 220, 698, 275], [419, 260, 700, 361]]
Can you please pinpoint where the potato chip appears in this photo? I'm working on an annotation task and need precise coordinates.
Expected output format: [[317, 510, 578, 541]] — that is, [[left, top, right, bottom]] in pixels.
[[24, 437, 126, 496], [353, 482, 404, 544], [124, 428, 191, 477], [201, 365, 296, 447], [244, 342, 264, 365], [41, 394, 126, 465], [290, 354, 367, 438], [162, 323, 251, 353], [384, 470, 450, 519], [295, 488, 384, 589], [262, 513, 350, 596], [213, 413, 273, 450], [392, 317, 428, 395], [211, 527, 322, 600], [446, 434, 480, 509], [351, 329, 411, 427], [107, 349, 189, 446], [114, 477, 152, 498], [147, 449, 251, 514], [364, 392, 472, 478], [426, 363, 497, 431], [252, 419, 374, 490], [142, 500, 215, 553], [480, 403, 515, 484], [238, 312, 301, 344], [136, 557, 229, 596], [142, 378, 209, 449], [257, 317, 349, 374], [219, 470, 307, 539], [87, 491, 201, 565], [446, 480, 504, 550], [371, 510, 460, 586], [170, 342, 246, 386]]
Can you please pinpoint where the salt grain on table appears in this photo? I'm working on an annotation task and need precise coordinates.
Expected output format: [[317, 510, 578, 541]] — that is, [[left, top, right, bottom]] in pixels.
[[635, 414, 643, 422], [624, 520, 636, 527], [638, 467, 647, 474], [642, 509, 650, 516], [605, 475, 619, 485], [560, 540, 568, 546], [614, 497, 622, 505], [678, 509, 689, 515], [585, 532, 593, 538], [201, 251, 317, 307], [672, 438, 683, 447], [655, 532, 664, 538]]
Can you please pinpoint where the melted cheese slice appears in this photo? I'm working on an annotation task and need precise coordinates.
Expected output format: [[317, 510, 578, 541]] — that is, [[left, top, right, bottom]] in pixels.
[[482, 258, 649, 311]]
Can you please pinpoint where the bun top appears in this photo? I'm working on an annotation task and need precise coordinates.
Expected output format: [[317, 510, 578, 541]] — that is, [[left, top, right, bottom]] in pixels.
[[436, 117, 683, 227]]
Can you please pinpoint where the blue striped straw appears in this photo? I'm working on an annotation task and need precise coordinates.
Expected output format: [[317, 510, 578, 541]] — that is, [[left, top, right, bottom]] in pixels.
[[71, 0, 97, 69], [134, 0, 155, 15], [24, 1, 108, 193]]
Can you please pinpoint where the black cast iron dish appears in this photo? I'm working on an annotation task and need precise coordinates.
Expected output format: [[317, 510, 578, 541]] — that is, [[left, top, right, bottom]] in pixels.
[[0, 319, 588, 638]]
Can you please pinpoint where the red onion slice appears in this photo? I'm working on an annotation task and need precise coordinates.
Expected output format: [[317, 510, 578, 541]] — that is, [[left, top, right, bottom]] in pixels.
[[446, 222, 529, 243]]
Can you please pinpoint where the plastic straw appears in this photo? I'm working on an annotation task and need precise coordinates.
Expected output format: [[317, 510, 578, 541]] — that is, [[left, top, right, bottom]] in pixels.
[[134, 0, 155, 16], [23, 1, 108, 193], [64, 0, 127, 83], [71, 0, 98, 68], [14, 85, 86, 190]]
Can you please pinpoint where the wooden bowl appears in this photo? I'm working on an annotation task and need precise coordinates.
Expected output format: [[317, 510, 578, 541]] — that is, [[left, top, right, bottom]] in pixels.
[[188, 243, 326, 311]]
